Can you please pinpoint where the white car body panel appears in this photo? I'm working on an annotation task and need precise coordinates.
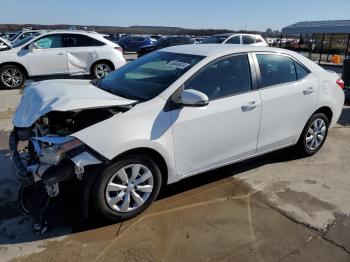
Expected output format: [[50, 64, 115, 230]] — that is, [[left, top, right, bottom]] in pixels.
[[25, 47, 68, 75], [12, 45, 345, 185], [171, 91, 261, 176], [257, 74, 319, 153], [0, 31, 125, 77]]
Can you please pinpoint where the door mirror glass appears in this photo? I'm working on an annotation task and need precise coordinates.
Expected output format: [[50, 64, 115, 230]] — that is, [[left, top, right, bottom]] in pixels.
[[179, 89, 209, 107]]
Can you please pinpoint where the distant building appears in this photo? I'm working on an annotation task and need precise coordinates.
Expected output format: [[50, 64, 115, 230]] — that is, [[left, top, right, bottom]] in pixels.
[[280, 20, 350, 64]]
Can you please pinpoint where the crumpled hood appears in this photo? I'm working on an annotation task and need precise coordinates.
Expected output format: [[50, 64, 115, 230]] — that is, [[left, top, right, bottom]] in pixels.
[[13, 79, 136, 127]]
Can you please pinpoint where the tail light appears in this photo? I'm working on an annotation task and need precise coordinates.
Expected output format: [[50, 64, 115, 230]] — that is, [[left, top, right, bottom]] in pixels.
[[114, 46, 123, 53], [336, 78, 345, 89]]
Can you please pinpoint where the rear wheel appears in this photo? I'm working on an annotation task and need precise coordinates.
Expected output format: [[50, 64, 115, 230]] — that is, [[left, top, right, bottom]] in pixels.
[[91, 155, 162, 221], [91, 62, 113, 79], [295, 113, 329, 157], [0, 65, 26, 89]]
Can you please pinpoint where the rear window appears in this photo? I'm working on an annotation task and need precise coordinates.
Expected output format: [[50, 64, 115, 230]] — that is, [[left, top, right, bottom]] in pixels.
[[201, 35, 228, 44], [66, 34, 105, 47], [294, 62, 310, 80], [257, 54, 297, 87], [242, 35, 255, 44]]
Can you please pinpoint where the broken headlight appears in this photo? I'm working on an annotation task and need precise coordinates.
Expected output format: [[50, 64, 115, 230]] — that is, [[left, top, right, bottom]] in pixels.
[[33, 136, 83, 165]]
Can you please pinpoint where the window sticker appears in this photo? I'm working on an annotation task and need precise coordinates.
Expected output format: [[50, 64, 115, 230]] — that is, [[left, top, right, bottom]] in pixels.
[[166, 60, 191, 69]]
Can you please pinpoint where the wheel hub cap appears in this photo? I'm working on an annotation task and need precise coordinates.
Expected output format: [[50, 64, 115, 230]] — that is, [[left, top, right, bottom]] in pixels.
[[1, 68, 22, 88], [305, 118, 326, 151], [105, 164, 154, 213], [95, 64, 111, 78]]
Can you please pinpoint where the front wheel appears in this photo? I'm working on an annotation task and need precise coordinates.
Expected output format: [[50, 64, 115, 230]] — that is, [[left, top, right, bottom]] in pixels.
[[295, 113, 329, 157], [0, 65, 26, 89], [91, 62, 113, 79], [91, 155, 162, 222]]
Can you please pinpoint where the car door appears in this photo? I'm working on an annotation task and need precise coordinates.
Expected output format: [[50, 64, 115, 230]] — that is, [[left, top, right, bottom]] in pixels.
[[65, 34, 99, 75], [25, 34, 68, 76], [254, 53, 318, 153], [171, 53, 261, 176]]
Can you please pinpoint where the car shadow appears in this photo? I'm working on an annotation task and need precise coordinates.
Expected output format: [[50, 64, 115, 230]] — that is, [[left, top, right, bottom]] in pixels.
[[0, 145, 300, 246]]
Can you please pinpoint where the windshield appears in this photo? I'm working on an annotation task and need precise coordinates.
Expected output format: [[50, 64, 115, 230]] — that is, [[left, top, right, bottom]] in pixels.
[[11, 35, 35, 48], [9, 32, 21, 42], [201, 35, 228, 44], [98, 51, 204, 101]]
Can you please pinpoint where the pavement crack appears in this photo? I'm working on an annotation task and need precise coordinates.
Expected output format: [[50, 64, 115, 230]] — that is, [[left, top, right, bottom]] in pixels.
[[321, 236, 350, 255], [254, 192, 322, 233]]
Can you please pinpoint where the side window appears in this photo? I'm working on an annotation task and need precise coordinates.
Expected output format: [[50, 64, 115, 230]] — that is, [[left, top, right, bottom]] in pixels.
[[185, 54, 252, 100], [226, 36, 240, 44], [34, 34, 63, 49], [256, 54, 297, 88], [66, 34, 96, 47], [294, 62, 310, 80], [242, 35, 255, 44]]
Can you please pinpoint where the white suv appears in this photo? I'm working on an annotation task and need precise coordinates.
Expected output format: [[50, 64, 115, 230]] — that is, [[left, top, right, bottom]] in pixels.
[[0, 30, 125, 89], [201, 33, 268, 46]]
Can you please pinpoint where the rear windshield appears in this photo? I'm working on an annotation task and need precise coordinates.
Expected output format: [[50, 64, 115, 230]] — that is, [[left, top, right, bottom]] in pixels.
[[98, 51, 204, 101], [201, 35, 228, 44]]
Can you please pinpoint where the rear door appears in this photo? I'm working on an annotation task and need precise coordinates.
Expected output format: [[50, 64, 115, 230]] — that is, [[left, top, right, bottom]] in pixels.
[[65, 34, 103, 75], [254, 53, 318, 153], [25, 34, 68, 76]]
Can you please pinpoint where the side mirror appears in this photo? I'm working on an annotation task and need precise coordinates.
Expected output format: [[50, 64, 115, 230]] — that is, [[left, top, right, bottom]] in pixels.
[[178, 89, 209, 107]]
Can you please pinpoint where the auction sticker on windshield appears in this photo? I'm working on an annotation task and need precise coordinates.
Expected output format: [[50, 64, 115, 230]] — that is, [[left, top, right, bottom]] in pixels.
[[166, 60, 191, 69]]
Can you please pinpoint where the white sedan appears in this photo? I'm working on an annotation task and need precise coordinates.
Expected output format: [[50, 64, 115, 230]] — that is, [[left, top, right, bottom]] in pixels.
[[10, 44, 344, 222], [0, 30, 125, 89]]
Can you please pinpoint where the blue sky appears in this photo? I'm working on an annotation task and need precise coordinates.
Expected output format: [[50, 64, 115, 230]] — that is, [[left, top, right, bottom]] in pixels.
[[1, 0, 349, 31]]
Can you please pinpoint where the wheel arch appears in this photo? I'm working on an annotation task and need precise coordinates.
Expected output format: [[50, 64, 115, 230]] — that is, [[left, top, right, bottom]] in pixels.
[[313, 106, 333, 124], [112, 147, 169, 186], [0, 62, 29, 77]]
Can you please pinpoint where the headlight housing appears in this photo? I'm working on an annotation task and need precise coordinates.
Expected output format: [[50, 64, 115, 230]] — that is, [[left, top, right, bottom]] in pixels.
[[32, 136, 83, 165]]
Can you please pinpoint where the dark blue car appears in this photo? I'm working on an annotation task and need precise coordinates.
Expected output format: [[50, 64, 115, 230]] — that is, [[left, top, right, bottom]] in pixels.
[[119, 35, 154, 52]]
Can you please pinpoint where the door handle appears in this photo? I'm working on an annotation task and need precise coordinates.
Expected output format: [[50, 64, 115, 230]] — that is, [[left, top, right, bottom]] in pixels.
[[303, 87, 314, 95], [241, 101, 260, 112], [57, 52, 64, 55]]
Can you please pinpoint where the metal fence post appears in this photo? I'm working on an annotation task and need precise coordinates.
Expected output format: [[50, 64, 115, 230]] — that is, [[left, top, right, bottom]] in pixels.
[[319, 33, 325, 64], [326, 33, 334, 62]]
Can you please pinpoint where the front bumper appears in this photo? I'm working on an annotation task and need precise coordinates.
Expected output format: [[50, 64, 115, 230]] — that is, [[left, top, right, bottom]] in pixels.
[[9, 129, 103, 186]]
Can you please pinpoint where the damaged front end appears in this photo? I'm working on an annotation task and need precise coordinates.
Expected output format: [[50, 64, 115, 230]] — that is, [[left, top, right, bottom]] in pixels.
[[9, 106, 130, 198]]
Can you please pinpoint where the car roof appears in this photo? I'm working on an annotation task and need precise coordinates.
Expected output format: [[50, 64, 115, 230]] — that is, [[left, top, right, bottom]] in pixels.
[[160, 44, 279, 56]]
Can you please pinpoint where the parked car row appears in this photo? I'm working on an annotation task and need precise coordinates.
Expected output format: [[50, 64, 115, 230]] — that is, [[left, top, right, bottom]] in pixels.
[[0, 28, 270, 89], [0, 30, 125, 89]]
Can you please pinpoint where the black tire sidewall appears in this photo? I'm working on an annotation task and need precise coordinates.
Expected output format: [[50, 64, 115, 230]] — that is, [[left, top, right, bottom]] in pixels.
[[91, 154, 162, 221], [298, 113, 329, 156], [0, 65, 25, 89]]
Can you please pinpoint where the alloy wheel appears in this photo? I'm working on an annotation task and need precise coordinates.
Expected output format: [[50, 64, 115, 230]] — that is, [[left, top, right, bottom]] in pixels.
[[1, 68, 22, 88], [105, 164, 154, 213], [305, 118, 327, 151], [95, 63, 111, 78]]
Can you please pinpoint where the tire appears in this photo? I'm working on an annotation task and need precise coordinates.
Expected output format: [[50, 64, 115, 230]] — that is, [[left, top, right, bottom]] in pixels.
[[91, 62, 113, 79], [91, 154, 162, 222], [0, 65, 26, 89], [295, 113, 329, 157]]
